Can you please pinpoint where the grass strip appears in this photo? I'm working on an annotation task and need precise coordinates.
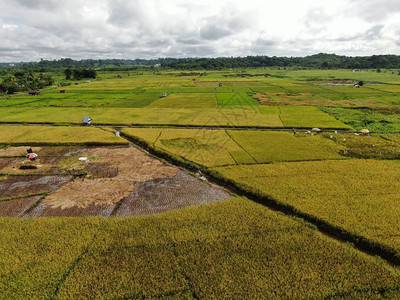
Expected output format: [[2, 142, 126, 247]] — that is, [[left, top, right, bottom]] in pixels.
[[0, 191, 50, 203]]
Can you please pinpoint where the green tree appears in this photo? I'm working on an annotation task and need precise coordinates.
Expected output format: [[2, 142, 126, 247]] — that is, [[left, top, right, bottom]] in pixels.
[[65, 68, 72, 80]]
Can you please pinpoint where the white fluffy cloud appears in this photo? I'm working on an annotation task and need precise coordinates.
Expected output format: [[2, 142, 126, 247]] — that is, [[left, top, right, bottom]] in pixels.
[[0, 0, 399, 62]]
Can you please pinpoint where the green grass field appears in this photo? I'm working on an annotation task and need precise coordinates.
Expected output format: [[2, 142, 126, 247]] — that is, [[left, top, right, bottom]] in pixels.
[[0, 70, 361, 128]]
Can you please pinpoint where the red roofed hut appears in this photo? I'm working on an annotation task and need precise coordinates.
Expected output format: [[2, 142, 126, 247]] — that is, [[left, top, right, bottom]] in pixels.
[[28, 90, 40, 96]]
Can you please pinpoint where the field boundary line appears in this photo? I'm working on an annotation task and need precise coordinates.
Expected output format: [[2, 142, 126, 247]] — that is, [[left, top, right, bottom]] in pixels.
[[206, 171, 400, 267], [0, 121, 352, 131], [0, 191, 49, 203], [322, 286, 400, 299], [19, 193, 48, 217], [215, 157, 348, 168], [153, 129, 164, 145], [224, 130, 257, 163], [119, 131, 400, 268], [277, 105, 285, 127], [171, 242, 200, 300], [51, 231, 100, 299]]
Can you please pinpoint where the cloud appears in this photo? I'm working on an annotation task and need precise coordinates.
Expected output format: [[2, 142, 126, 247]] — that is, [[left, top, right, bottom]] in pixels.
[[2, 24, 18, 30], [13, 0, 61, 10], [199, 5, 251, 40], [303, 7, 332, 29], [0, 0, 399, 62], [365, 25, 384, 40], [350, 0, 400, 22]]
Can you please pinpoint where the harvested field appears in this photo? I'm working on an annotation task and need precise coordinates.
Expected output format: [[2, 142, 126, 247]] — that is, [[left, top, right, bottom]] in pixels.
[[0, 158, 67, 175], [84, 147, 179, 182], [0, 195, 42, 217], [0, 175, 73, 199], [43, 146, 178, 210], [0, 146, 95, 175], [24, 201, 117, 217], [0, 146, 42, 157], [43, 178, 134, 209], [114, 170, 231, 216], [0, 158, 19, 170], [0, 145, 230, 217], [39, 146, 87, 157], [254, 92, 315, 105]]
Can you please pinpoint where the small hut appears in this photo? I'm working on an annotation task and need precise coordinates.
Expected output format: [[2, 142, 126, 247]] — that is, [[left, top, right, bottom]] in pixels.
[[82, 116, 92, 126], [360, 129, 370, 134], [28, 90, 40, 96], [218, 83, 223, 87]]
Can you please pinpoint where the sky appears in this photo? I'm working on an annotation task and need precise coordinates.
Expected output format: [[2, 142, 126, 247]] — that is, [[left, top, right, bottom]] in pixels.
[[0, 0, 399, 62]]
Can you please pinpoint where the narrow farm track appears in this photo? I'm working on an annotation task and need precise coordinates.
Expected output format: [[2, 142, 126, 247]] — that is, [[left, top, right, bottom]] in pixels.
[[118, 132, 400, 268], [0, 121, 354, 132], [5, 121, 400, 135]]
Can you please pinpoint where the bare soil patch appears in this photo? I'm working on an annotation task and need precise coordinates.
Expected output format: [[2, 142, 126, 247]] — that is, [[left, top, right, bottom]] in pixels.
[[0, 175, 73, 199], [0, 195, 41, 217], [114, 170, 231, 216], [0, 158, 66, 175], [24, 201, 116, 217], [0, 146, 90, 175], [44, 178, 134, 209], [0, 158, 19, 170], [0, 146, 42, 157], [42, 146, 178, 209], [1, 146, 231, 217], [253, 92, 319, 106]]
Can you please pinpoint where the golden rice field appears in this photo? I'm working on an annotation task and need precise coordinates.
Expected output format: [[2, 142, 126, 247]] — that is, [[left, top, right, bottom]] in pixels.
[[121, 128, 345, 167], [213, 160, 400, 255], [0, 125, 126, 145], [1, 68, 400, 298], [2, 197, 400, 299]]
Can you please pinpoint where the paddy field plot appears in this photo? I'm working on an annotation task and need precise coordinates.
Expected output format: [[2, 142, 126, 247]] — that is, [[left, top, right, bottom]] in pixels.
[[0, 125, 126, 145], [0, 106, 339, 127], [122, 128, 345, 166], [0, 72, 352, 128], [321, 107, 400, 132], [327, 133, 400, 159], [2, 197, 400, 299], [148, 92, 217, 108], [216, 92, 259, 107], [213, 159, 400, 256]]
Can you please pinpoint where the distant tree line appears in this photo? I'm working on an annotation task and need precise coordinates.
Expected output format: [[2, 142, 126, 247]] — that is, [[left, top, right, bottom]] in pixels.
[[0, 72, 54, 94], [64, 68, 97, 80], [155, 54, 400, 70], [2, 53, 400, 71]]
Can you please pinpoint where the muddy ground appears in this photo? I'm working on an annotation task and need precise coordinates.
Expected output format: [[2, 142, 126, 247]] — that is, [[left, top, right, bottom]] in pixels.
[[0, 145, 231, 217], [114, 170, 232, 216]]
